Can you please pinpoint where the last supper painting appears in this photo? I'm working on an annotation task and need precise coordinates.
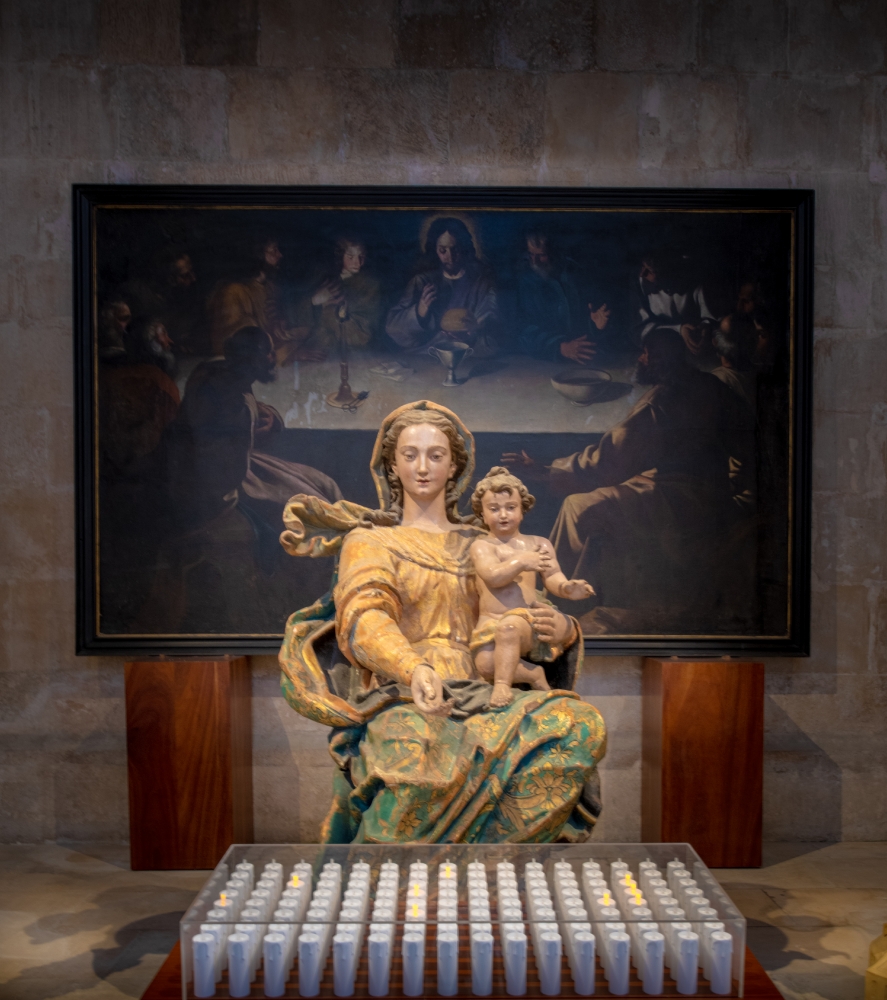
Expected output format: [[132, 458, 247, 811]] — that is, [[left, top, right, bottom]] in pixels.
[[74, 185, 812, 656]]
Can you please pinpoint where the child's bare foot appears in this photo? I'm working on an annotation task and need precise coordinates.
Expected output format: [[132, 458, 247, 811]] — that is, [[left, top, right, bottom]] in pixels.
[[521, 663, 551, 692], [490, 681, 514, 707]]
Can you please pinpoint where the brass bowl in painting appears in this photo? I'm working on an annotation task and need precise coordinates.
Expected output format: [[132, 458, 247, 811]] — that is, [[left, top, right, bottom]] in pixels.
[[551, 368, 613, 405]]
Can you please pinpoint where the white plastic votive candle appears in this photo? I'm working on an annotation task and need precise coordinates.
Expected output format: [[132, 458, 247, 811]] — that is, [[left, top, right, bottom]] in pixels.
[[367, 932, 391, 998], [263, 931, 288, 998], [192, 933, 216, 998], [676, 930, 699, 995], [298, 931, 322, 997], [402, 930, 425, 997], [641, 930, 665, 995], [607, 931, 631, 995], [708, 931, 733, 995], [437, 930, 459, 996], [226, 932, 252, 999], [504, 930, 527, 997], [471, 930, 494, 996]]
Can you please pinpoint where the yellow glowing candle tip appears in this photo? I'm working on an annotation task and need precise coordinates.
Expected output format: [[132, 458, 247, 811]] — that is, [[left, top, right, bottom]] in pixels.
[[602, 892, 611, 906], [291, 875, 299, 888], [413, 883, 420, 897], [412, 903, 419, 917], [445, 864, 451, 878], [220, 892, 227, 905]]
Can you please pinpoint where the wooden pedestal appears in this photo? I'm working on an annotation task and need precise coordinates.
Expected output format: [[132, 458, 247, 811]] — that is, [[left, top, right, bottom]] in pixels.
[[125, 658, 253, 870], [642, 658, 765, 868]]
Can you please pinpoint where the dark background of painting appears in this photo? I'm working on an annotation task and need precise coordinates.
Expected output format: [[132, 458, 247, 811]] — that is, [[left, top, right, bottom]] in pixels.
[[95, 206, 793, 356], [82, 193, 803, 653]]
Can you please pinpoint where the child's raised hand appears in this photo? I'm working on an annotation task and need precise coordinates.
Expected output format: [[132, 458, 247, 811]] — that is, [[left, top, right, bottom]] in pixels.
[[561, 578, 595, 600]]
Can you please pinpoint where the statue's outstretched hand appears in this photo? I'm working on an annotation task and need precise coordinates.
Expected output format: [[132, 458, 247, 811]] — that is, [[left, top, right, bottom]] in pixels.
[[411, 664, 450, 716]]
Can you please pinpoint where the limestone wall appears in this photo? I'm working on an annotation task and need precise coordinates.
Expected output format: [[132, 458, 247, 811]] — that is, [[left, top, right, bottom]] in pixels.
[[1, 0, 885, 845]]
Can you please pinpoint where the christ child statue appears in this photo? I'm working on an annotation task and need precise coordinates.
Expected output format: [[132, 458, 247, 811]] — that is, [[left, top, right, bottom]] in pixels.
[[469, 466, 595, 708]]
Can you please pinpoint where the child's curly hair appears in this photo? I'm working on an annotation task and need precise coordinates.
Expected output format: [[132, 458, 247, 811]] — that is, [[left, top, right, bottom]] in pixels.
[[470, 466, 535, 518]]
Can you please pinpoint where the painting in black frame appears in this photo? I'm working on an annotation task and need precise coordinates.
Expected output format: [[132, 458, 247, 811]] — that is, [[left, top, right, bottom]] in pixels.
[[73, 185, 813, 657]]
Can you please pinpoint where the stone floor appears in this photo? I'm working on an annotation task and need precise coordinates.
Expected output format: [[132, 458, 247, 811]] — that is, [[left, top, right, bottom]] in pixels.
[[0, 842, 883, 999]]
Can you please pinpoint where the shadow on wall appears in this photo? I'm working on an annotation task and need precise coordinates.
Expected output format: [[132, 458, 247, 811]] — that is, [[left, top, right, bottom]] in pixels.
[[763, 698, 842, 842]]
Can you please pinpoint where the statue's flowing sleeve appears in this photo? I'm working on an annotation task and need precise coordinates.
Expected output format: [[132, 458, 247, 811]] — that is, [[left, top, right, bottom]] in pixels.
[[334, 530, 426, 687]]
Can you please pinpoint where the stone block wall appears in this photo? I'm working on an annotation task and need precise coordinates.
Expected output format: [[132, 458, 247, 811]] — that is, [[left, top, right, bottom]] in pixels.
[[1, 0, 885, 845]]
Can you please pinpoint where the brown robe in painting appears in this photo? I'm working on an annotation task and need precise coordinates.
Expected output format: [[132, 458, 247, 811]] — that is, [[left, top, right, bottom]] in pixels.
[[549, 369, 757, 634]]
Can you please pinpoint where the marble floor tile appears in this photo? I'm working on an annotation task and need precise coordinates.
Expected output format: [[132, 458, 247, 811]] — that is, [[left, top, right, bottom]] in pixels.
[[714, 841, 887, 1000], [0, 844, 205, 999]]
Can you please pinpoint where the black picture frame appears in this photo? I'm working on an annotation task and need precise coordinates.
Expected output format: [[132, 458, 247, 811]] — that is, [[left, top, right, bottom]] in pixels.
[[74, 184, 813, 657]]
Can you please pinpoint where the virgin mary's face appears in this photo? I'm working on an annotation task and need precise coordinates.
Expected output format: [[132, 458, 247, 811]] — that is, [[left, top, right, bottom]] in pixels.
[[393, 423, 456, 504]]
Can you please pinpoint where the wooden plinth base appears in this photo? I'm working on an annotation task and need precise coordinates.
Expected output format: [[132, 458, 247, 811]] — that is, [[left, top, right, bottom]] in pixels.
[[141, 942, 781, 999], [642, 658, 765, 868], [125, 658, 253, 870]]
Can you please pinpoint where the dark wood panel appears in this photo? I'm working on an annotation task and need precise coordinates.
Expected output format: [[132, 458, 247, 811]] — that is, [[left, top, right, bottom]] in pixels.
[[641, 661, 664, 843], [126, 659, 252, 870], [230, 656, 255, 844], [642, 659, 765, 868], [141, 942, 782, 999], [126, 661, 180, 871]]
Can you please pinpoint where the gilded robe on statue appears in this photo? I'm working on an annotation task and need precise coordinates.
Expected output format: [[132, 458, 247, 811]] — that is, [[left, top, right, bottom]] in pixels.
[[278, 401, 606, 844]]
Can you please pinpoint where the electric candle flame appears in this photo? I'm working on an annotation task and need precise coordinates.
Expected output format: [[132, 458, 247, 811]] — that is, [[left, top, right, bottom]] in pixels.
[[445, 864, 451, 878], [291, 875, 299, 888], [413, 883, 420, 897], [220, 892, 227, 905], [412, 903, 419, 917], [602, 892, 611, 906]]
